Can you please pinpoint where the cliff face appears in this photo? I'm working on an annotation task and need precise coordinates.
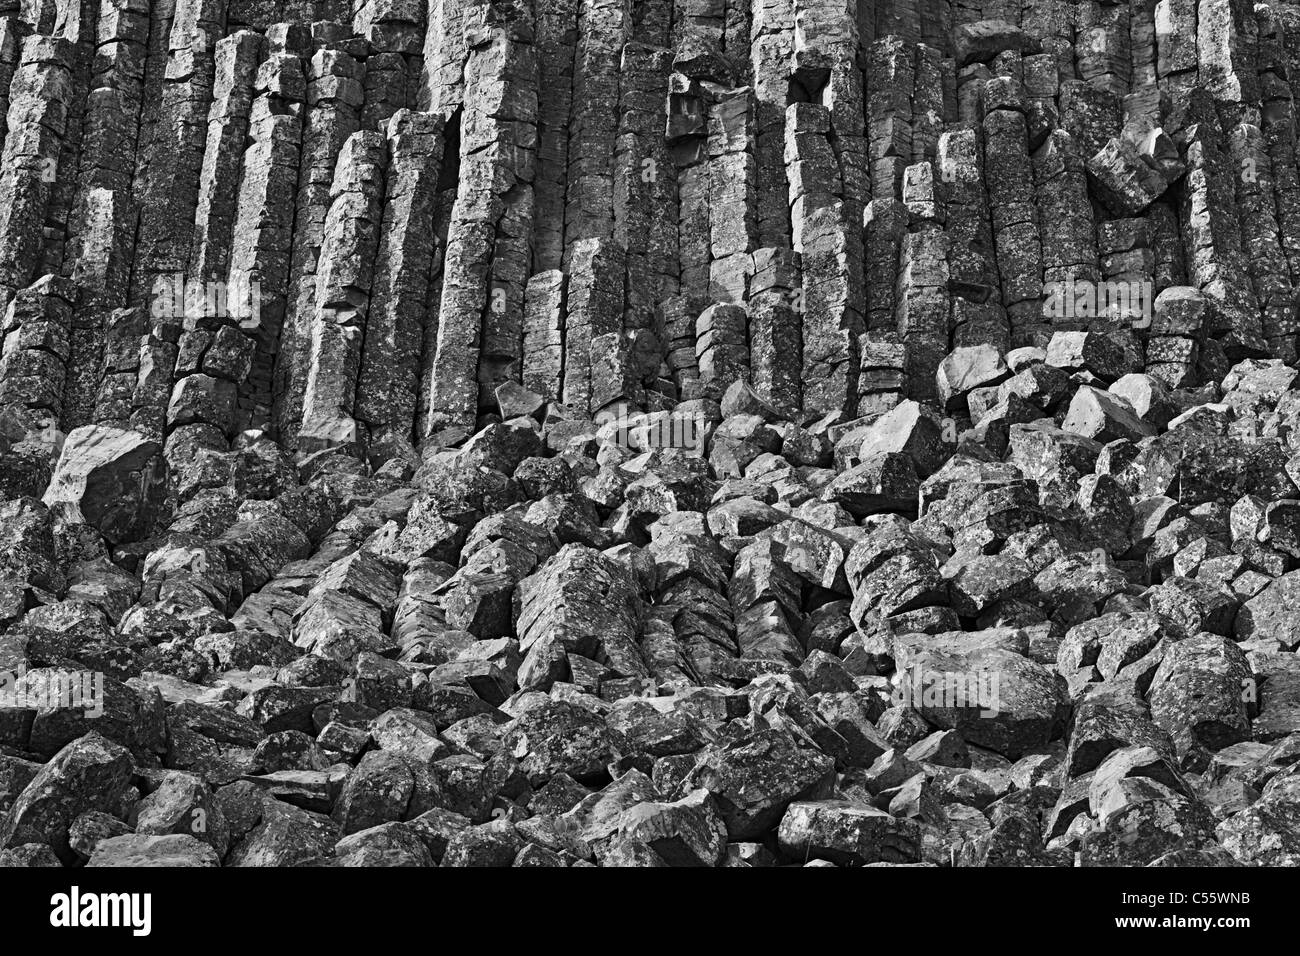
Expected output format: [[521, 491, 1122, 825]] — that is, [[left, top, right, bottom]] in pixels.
[[2, 0, 1300, 868], [4, 0, 1298, 451]]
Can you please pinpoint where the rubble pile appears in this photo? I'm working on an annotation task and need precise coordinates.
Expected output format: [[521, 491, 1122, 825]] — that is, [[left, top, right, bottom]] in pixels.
[[1, 0, 1300, 867]]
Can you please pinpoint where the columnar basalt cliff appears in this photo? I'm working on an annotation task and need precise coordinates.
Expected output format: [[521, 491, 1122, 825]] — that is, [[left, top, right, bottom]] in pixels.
[[2, 0, 1300, 868]]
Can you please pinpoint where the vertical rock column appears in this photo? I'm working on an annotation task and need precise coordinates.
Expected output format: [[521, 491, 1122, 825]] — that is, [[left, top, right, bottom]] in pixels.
[[563, 0, 628, 263], [615, 43, 676, 335], [167, 37, 271, 446], [787, 98, 864, 416], [1035, 129, 1099, 335], [298, 130, 388, 452], [724, 0, 750, 62], [1180, 112, 1266, 359], [862, 33, 930, 410], [694, 302, 748, 396], [792, 0, 869, 415], [559, 237, 624, 414], [1229, 122, 1295, 361], [631, 0, 668, 45], [0, 18, 29, 147], [425, 2, 539, 433], [1021, 0, 1074, 81], [982, 70, 1042, 348], [354, 0, 426, 129], [707, 86, 757, 304], [530, 0, 578, 273], [863, 196, 906, 334], [60, 0, 150, 431], [1060, 77, 1122, 163], [801, 0, 869, 214], [128, 0, 227, 305], [355, 109, 445, 443], [1196, 0, 1258, 128], [660, 294, 698, 400], [1022, 49, 1059, 152], [1146, 305, 1199, 389], [873, 0, 920, 45], [672, 0, 725, 57], [859, 196, 907, 414], [668, 70, 711, 311], [911, 42, 945, 164], [0, 36, 73, 312], [521, 269, 565, 402], [796, 199, 864, 418], [1258, 6, 1300, 315], [747, 246, 800, 411], [663, 52, 713, 399], [477, 175, 535, 417], [125, 0, 174, 273], [1130, 0, 1158, 89], [646, 518, 739, 684], [189, 31, 265, 291], [867, 36, 912, 201], [274, 39, 363, 445], [899, 158, 951, 403], [416, 0, 470, 115], [123, 0, 225, 453], [918, 0, 952, 50], [1204, 3, 1286, 361], [361, 51, 405, 130], [0, 276, 77, 427], [223, 44, 309, 439], [38, 0, 99, 283], [474, 2, 540, 420], [611, 43, 676, 410], [160, 45, 305, 460], [1148, 199, 1186, 293], [1075, 0, 1131, 98], [939, 126, 1005, 353], [897, 160, 948, 402], [1116, 80, 1181, 200], [90, 305, 145, 427], [473, 5, 539, 422], [108, 0, 170, 433], [1147, 193, 1193, 383], [1098, 218, 1155, 341], [955, 55, 988, 124], [750, 0, 792, 248], [1155, 0, 1198, 94]]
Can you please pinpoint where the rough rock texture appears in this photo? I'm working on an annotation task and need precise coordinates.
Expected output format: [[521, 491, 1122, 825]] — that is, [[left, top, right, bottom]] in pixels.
[[2, 0, 1300, 869]]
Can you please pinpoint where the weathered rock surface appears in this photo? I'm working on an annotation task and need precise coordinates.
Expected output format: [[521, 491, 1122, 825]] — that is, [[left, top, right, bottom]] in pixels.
[[0, 0, 1299, 871]]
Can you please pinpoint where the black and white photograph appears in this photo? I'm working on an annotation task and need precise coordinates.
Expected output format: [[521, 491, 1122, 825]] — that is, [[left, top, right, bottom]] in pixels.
[[0, 0, 1290, 937]]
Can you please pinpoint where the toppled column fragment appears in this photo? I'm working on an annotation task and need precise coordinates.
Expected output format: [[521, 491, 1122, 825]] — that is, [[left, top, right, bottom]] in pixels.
[[43, 425, 162, 544]]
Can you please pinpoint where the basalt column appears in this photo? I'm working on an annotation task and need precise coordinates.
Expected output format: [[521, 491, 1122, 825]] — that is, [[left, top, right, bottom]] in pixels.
[[424, 0, 539, 434]]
